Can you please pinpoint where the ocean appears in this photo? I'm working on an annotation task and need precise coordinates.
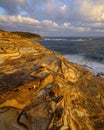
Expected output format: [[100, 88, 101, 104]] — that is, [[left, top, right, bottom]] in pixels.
[[37, 37, 104, 76]]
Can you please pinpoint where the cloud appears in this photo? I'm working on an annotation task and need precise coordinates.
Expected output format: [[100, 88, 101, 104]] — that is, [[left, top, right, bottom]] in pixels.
[[0, 15, 40, 32], [0, 14, 92, 36], [0, 15, 59, 34], [1, 0, 103, 22], [82, 22, 104, 28], [42, 20, 58, 28], [0, 15, 7, 22], [0, 0, 104, 22], [0, 0, 104, 36], [61, 22, 91, 32], [45, 1, 70, 19], [8, 15, 40, 25], [74, 0, 104, 21], [63, 22, 71, 28]]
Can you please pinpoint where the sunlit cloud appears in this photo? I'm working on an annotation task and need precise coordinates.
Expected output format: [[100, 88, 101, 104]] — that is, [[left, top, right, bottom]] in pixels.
[[8, 15, 40, 25], [0, 15, 7, 22], [75, 0, 104, 21], [42, 20, 58, 28]]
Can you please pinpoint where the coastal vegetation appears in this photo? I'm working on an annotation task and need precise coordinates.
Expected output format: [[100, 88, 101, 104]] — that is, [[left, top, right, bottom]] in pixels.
[[12, 31, 44, 40]]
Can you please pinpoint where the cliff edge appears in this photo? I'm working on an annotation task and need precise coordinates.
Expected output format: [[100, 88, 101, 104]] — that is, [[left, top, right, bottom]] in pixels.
[[0, 31, 104, 130]]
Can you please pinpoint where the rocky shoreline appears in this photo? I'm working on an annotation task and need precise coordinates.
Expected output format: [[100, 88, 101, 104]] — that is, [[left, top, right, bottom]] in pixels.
[[0, 31, 104, 130]]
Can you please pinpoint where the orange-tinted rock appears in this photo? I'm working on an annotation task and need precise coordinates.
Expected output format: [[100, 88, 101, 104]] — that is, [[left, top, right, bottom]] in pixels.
[[0, 31, 104, 130]]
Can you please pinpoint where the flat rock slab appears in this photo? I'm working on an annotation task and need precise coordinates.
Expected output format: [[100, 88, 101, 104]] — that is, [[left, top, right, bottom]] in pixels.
[[0, 31, 104, 130]]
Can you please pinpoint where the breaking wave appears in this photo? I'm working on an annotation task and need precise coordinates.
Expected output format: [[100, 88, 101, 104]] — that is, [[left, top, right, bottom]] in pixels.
[[64, 54, 104, 75]]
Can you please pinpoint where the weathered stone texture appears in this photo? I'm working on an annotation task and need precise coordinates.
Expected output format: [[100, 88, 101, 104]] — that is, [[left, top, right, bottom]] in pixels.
[[0, 31, 104, 130]]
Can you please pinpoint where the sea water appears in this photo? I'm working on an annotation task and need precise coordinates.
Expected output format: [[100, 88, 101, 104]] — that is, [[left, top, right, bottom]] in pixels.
[[37, 37, 104, 76]]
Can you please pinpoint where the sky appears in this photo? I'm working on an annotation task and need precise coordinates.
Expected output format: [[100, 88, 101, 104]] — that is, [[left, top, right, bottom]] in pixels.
[[0, 0, 104, 37]]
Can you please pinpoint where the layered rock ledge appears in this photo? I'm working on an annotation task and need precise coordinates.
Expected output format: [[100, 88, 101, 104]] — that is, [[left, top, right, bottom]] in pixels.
[[0, 31, 104, 130]]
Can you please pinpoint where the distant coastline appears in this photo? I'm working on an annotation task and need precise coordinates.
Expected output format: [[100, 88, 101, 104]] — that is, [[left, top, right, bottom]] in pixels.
[[11, 31, 44, 40], [0, 30, 44, 40]]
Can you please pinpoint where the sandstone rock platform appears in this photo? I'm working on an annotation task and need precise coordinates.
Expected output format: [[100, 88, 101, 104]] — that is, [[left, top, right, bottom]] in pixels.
[[0, 31, 104, 130]]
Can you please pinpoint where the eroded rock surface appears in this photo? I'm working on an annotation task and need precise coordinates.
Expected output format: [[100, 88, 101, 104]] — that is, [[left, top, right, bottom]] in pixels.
[[0, 31, 104, 130]]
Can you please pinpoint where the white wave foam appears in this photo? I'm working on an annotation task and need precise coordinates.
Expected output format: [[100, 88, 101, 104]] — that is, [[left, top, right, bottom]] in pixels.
[[69, 39, 86, 42], [45, 38, 89, 42], [45, 38, 67, 41], [64, 54, 104, 75]]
